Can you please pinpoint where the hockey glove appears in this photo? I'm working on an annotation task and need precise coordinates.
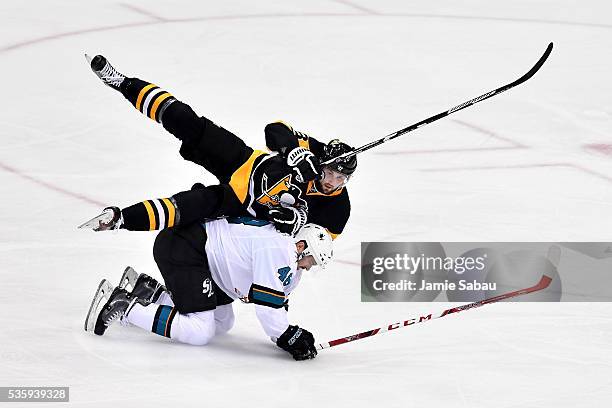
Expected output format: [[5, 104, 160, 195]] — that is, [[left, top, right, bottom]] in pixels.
[[277, 325, 318, 361], [286, 147, 322, 183], [268, 206, 307, 236], [78, 206, 123, 231]]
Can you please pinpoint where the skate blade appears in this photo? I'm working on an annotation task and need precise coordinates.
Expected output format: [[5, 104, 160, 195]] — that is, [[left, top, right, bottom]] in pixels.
[[119, 266, 139, 291], [84, 279, 114, 332], [77, 210, 111, 230]]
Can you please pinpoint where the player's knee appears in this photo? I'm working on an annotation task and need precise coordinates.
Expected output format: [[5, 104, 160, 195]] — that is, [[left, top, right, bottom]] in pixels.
[[153, 228, 174, 264], [161, 101, 203, 143], [174, 312, 216, 346], [216, 314, 235, 334], [186, 331, 215, 346]]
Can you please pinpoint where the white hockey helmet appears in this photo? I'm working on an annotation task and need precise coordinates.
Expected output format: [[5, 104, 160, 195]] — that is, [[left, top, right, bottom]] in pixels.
[[294, 224, 334, 268]]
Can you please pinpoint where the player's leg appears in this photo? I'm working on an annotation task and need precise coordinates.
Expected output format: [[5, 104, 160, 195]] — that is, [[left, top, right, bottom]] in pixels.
[[144, 223, 222, 345], [87, 55, 255, 183], [213, 280, 236, 335], [125, 303, 216, 346], [87, 54, 178, 127], [213, 304, 235, 334], [87, 224, 223, 345]]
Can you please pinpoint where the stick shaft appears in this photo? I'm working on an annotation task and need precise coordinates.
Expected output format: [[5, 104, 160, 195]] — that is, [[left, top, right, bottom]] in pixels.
[[317, 275, 552, 350], [322, 43, 553, 165]]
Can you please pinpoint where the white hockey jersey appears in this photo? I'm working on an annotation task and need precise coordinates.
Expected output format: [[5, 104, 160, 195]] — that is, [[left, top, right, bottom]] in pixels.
[[203, 218, 303, 339]]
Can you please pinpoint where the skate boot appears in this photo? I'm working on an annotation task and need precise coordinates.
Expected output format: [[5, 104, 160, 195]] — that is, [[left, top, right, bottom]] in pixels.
[[78, 206, 122, 231], [84, 54, 126, 91], [119, 266, 167, 303], [94, 286, 144, 335]]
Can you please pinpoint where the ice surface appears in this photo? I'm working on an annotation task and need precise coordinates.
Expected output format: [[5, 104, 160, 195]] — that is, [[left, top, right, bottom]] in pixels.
[[1, 1, 612, 406]]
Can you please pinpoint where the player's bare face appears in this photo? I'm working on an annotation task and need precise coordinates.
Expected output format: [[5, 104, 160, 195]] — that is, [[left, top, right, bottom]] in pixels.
[[319, 167, 349, 194], [297, 255, 317, 271]]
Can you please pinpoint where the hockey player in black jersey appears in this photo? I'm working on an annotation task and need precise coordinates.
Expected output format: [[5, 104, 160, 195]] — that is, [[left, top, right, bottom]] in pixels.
[[84, 54, 355, 238], [84, 54, 316, 236], [265, 122, 355, 239]]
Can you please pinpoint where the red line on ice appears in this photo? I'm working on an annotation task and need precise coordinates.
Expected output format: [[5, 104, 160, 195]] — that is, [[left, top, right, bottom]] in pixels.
[[0, 161, 107, 207], [452, 119, 527, 147], [2, 10, 611, 54], [584, 143, 612, 156], [328, 0, 380, 15]]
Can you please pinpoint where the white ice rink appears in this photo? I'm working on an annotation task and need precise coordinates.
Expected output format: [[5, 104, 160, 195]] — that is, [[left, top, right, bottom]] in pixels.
[[1, 0, 612, 406]]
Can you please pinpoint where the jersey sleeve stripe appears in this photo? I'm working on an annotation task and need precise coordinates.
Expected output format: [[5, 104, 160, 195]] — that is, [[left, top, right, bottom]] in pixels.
[[249, 284, 286, 309]]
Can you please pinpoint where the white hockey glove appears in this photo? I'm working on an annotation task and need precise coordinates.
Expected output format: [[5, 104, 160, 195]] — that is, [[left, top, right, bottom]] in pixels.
[[78, 206, 124, 231], [286, 147, 322, 183], [268, 206, 308, 236]]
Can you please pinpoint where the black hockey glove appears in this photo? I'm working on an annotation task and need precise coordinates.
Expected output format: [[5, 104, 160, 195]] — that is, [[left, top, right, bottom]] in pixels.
[[268, 206, 307, 236], [286, 147, 322, 183], [78, 206, 124, 231], [277, 325, 318, 361]]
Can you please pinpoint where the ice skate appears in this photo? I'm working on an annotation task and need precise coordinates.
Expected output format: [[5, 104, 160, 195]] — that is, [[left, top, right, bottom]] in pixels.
[[119, 266, 166, 303], [118, 266, 139, 291], [84, 279, 114, 332], [90, 285, 142, 336], [85, 54, 127, 91], [78, 206, 122, 231]]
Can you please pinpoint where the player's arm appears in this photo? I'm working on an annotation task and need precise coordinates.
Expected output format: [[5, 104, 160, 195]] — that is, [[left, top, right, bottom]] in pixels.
[[264, 121, 325, 183], [250, 246, 317, 360], [80, 184, 239, 231], [265, 121, 326, 156]]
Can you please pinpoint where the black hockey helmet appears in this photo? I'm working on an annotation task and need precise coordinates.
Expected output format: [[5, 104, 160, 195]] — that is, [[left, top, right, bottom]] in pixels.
[[321, 139, 357, 176]]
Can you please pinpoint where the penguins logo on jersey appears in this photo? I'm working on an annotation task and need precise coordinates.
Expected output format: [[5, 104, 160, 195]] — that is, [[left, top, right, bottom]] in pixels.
[[256, 174, 306, 208]]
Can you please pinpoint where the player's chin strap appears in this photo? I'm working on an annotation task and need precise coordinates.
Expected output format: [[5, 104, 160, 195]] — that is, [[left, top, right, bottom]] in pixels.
[[321, 43, 553, 165]]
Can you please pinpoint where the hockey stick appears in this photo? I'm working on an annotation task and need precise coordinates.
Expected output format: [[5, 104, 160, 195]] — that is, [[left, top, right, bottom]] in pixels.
[[317, 274, 552, 350], [322, 42, 553, 165]]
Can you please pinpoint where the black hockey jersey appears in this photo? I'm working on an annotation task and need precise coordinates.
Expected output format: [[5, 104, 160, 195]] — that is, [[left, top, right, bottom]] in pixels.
[[227, 150, 308, 218], [265, 121, 351, 239]]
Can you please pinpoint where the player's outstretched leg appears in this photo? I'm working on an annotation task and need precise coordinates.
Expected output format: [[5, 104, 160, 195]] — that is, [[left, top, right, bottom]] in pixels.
[[119, 266, 167, 303], [86, 54, 177, 125], [85, 54, 255, 183]]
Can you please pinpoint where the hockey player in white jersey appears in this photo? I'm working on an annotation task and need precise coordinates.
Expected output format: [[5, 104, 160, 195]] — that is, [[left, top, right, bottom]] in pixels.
[[85, 218, 333, 361]]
